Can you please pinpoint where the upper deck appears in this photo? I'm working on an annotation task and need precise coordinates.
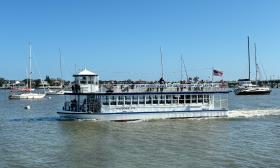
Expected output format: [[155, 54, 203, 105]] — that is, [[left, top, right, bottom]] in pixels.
[[67, 83, 230, 96]]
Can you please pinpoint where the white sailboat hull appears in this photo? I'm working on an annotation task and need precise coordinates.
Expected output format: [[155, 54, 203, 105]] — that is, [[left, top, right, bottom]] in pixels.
[[46, 90, 72, 95], [9, 93, 46, 99]]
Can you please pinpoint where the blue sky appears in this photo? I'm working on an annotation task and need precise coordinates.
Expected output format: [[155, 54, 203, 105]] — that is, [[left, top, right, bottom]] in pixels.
[[1, 0, 280, 81]]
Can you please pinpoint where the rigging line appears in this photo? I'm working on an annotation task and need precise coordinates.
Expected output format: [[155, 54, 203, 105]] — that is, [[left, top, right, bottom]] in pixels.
[[32, 49, 46, 93]]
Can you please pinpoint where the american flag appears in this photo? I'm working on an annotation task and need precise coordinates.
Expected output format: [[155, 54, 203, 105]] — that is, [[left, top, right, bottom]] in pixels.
[[213, 69, 223, 76]]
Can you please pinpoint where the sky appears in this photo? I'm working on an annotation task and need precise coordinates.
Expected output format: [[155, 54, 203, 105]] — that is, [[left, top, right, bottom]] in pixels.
[[1, 0, 280, 81]]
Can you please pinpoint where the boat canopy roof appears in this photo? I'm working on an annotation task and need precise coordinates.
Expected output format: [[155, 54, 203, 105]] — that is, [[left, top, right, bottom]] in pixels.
[[238, 79, 250, 81], [73, 68, 98, 77]]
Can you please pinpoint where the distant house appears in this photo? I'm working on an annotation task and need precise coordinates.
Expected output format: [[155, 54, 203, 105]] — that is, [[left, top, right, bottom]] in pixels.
[[53, 80, 62, 86], [38, 80, 50, 88], [4, 80, 26, 89]]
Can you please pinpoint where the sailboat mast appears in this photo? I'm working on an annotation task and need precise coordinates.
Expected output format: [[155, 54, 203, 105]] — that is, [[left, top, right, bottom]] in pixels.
[[248, 36, 251, 80], [29, 42, 32, 91], [254, 43, 258, 85], [180, 55, 183, 82], [59, 48, 63, 87], [160, 47, 164, 79]]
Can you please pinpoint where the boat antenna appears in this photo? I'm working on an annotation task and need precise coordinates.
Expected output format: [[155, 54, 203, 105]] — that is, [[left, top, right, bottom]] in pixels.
[[160, 47, 164, 79], [248, 36, 251, 80], [254, 43, 258, 85]]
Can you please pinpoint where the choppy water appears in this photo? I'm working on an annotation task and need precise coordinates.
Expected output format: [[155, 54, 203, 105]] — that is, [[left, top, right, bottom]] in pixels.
[[0, 89, 280, 168]]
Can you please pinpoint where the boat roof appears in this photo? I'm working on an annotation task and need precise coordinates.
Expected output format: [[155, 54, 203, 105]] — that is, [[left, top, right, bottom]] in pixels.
[[73, 68, 98, 76], [238, 79, 250, 81]]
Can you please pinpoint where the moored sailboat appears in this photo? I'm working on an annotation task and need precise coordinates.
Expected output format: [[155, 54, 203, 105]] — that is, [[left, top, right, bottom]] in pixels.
[[9, 43, 46, 99], [234, 37, 271, 95], [46, 49, 71, 95]]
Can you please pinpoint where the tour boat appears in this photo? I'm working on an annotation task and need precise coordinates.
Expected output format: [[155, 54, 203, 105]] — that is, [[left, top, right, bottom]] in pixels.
[[57, 69, 230, 121]]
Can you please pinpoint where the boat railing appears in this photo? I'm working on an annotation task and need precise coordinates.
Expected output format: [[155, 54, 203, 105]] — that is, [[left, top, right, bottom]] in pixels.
[[101, 83, 229, 93], [214, 98, 228, 110]]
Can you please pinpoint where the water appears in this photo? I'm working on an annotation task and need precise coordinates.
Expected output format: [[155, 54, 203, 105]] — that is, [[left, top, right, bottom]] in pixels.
[[0, 89, 280, 168]]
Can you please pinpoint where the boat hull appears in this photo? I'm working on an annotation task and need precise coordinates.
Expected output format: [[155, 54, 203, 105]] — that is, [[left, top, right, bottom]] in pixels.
[[46, 90, 72, 95], [57, 110, 228, 121], [234, 89, 271, 95], [9, 93, 46, 99]]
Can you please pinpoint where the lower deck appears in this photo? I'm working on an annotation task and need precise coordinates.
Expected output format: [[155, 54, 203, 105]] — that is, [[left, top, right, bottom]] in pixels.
[[58, 109, 228, 121]]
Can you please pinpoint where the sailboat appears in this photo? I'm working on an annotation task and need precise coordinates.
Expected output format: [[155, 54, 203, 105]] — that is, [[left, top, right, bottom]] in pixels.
[[9, 43, 46, 99], [234, 37, 271, 95], [46, 49, 71, 95]]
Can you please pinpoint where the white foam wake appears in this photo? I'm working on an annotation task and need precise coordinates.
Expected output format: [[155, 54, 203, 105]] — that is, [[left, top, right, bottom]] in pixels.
[[228, 109, 280, 118]]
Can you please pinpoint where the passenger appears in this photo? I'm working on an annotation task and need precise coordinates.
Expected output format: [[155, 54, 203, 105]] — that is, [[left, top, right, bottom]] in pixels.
[[71, 99, 77, 111], [77, 84, 81, 93], [72, 85, 75, 92]]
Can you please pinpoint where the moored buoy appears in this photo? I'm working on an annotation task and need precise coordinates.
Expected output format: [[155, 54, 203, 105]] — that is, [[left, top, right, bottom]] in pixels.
[[25, 105, 31, 110]]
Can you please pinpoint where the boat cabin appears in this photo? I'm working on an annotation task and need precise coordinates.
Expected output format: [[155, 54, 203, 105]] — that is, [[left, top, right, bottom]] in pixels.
[[237, 79, 253, 87], [72, 68, 99, 93]]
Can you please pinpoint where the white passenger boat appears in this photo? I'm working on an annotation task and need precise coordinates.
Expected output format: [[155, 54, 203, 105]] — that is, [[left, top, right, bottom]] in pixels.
[[57, 69, 230, 121]]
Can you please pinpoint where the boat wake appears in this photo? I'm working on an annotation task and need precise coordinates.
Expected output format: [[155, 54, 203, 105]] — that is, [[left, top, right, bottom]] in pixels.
[[228, 108, 280, 118]]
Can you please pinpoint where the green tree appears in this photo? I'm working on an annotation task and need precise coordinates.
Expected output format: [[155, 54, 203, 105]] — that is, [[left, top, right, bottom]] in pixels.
[[0, 77, 5, 87]]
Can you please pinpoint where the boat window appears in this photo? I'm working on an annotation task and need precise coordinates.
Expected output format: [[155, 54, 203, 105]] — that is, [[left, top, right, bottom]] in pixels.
[[80, 77, 87, 84], [153, 95, 158, 104], [204, 94, 209, 103], [146, 95, 152, 104], [191, 95, 197, 103], [185, 95, 190, 104], [125, 96, 131, 105], [166, 95, 171, 104], [179, 95, 184, 104], [102, 96, 109, 105], [159, 95, 165, 104], [132, 95, 138, 105], [139, 95, 145, 104], [173, 95, 178, 104], [118, 96, 124, 105], [198, 95, 203, 103], [110, 96, 116, 105]]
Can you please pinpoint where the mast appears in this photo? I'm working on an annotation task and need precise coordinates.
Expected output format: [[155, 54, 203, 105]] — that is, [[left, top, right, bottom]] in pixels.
[[248, 36, 251, 80], [160, 47, 164, 79], [29, 42, 32, 91], [181, 56, 188, 81], [59, 48, 63, 88], [254, 43, 258, 85], [180, 55, 183, 82]]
